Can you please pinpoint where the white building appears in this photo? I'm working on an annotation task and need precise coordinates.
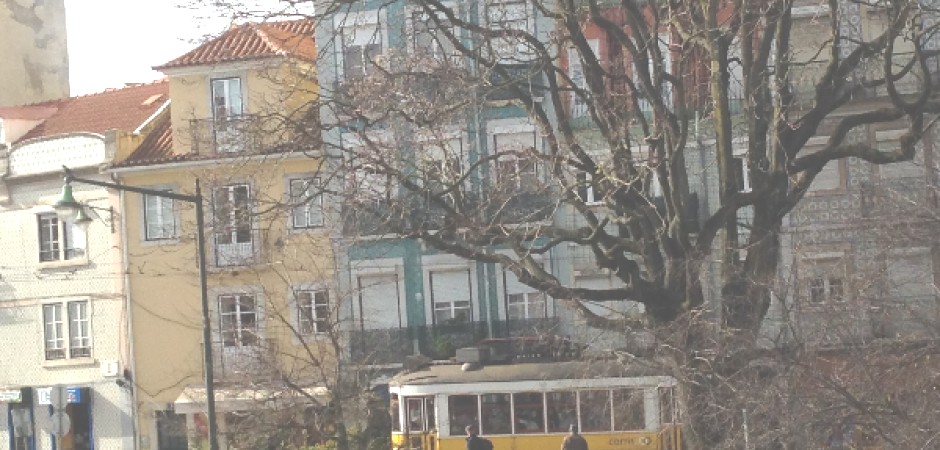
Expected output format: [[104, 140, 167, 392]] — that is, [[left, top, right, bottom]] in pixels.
[[0, 82, 168, 450]]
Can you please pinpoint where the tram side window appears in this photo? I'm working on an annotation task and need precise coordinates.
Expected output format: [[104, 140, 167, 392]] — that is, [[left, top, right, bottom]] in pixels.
[[513, 392, 545, 433], [579, 390, 612, 432], [449, 395, 479, 435], [391, 394, 401, 432], [547, 391, 577, 433], [613, 389, 646, 431], [481, 394, 512, 435]]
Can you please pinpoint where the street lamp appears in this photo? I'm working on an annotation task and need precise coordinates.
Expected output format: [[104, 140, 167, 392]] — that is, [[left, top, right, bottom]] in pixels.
[[54, 166, 220, 450]]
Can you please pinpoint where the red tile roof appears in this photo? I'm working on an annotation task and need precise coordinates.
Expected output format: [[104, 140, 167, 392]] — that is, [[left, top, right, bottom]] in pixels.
[[114, 115, 184, 168], [155, 19, 316, 70], [17, 81, 169, 142]]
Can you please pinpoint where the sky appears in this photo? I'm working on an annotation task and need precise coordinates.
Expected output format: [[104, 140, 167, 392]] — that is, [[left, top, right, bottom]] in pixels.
[[64, 0, 309, 96]]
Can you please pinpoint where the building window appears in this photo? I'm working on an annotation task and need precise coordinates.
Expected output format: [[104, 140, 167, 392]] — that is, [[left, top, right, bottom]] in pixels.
[[296, 289, 330, 334], [802, 256, 847, 304], [38, 214, 85, 262], [43, 300, 91, 360], [567, 40, 599, 118], [410, 9, 458, 63], [493, 130, 538, 190], [351, 163, 397, 205], [289, 177, 324, 229], [211, 78, 243, 120], [430, 270, 472, 324], [507, 292, 547, 320], [485, 0, 532, 63], [339, 15, 383, 80], [219, 294, 258, 347], [637, 34, 672, 113], [143, 192, 177, 241], [213, 184, 255, 266], [732, 155, 751, 193]]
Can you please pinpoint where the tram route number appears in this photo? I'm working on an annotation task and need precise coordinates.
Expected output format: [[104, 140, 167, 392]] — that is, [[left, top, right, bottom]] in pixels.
[[608, 436, 653, 446]]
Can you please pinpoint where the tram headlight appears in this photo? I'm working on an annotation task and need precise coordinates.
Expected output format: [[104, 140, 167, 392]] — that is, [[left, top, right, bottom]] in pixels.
[[640, 436, 652, 445]]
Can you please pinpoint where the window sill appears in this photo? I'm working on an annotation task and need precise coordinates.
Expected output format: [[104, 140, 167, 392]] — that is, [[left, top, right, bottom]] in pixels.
[[140, 237, 181, 246], [38, 257, 90, 270], [43, 357, 97, 369], [288, 225, 327, 235]]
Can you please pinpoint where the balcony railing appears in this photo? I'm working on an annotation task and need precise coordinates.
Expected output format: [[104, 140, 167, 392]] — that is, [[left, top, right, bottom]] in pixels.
[[346, 317, 562, 365], [190, 115, 262, 155], [212, 227, 262, 267]]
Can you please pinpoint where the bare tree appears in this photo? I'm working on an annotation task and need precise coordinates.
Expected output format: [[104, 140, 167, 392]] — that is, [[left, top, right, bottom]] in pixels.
[[180, 0, 940, 447]]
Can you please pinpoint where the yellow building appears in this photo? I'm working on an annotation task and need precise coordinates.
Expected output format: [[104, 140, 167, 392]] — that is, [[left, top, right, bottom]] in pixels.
[[109, 19, 332, 450]]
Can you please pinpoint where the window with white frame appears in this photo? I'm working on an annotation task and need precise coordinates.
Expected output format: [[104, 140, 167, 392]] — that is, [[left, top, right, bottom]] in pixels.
[[568, 40, 600, 118], [353, 164, 396, 203], [211, 78, 243, 120], [38, 213, 85, 263], [507, 292, 547, 320], [420, 136, 464, 190], [410, 8, 459, 64], [637, 33, 672, 114], [219, 294, 258, 347], [576, 170, 603, 204], [732, 155, 752, 193], [214, 184, 253, 246], [338, 13, 383, 80], [802, 256, 847, 304], [430, 270, 472, 324], [296, 289, 330, 334], [42, 300, 91, 360], [493, 129, 539, 190], [289, 177, 324, 229], [728, 37, 744, 106], [504, 268, 549, 320], [143, 191, 177, 241], [485, 0, 533, 63]]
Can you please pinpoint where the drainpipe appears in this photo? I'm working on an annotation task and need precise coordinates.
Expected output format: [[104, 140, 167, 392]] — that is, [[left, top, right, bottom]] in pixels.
[[116, 179, 139, 450]]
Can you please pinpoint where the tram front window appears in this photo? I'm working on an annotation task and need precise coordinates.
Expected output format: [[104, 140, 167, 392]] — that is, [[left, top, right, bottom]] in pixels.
[[547, 391, 577, 432], [481, 394, 511, 435], [613, 389, 646, 431], [449, 395, 479, 435], [580, 390, 612, 432], [407, 398, 426, 431], [391, 394, 401, 432], [512, 392, 545, 433]]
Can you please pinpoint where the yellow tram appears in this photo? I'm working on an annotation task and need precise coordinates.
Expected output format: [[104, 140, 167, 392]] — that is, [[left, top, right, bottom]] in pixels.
[[389, 360, 681, 450]]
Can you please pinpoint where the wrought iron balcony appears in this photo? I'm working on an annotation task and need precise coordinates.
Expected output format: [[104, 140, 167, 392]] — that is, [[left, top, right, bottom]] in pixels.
[[190, 115, 262, 155], [346, 317, 562, 366]]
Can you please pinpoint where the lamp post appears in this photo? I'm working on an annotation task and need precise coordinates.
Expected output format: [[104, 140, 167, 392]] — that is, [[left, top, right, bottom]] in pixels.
[[54, 166, 220, 450]]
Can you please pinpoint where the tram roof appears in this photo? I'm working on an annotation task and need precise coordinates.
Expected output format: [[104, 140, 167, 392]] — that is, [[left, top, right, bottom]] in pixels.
[[389, 360, 667, 387]]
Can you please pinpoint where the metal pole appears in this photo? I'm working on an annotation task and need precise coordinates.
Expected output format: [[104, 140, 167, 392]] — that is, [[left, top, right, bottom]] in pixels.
[[194, 180, 220, 450]]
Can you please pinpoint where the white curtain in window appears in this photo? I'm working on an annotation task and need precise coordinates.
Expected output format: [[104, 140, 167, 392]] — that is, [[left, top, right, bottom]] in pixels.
[[431, 270, 472, 323], [358, 274, 402, 330]]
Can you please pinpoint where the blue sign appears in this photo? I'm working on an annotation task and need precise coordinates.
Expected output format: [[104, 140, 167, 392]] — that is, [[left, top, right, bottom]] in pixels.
[[66, 387, 82, 404]]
